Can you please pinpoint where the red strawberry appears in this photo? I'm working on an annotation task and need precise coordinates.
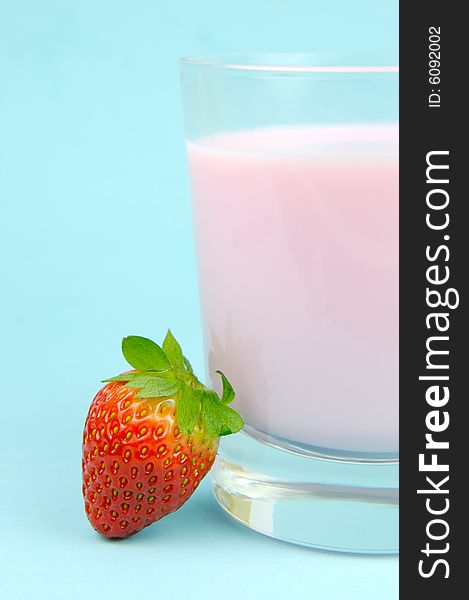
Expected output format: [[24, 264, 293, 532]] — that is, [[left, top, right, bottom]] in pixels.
[[82, 331, 243, 538]]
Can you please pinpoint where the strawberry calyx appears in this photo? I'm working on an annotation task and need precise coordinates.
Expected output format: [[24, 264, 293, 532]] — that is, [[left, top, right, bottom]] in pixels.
[[103, 331, 244, 438]]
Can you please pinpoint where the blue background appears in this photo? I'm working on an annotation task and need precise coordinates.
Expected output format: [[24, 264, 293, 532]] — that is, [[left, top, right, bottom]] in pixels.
[[0, 1, 398, 598]]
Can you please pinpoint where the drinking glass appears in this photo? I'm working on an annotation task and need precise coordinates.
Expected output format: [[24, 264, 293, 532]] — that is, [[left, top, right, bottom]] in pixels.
[[180, 54, 398, 553]]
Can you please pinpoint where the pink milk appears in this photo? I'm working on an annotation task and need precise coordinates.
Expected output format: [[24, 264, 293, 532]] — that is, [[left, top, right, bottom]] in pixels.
[[188, 125, 398, 453]]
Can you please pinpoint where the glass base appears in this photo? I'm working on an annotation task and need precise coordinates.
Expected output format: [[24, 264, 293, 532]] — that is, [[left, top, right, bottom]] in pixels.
[[211, 429, 399, 554]]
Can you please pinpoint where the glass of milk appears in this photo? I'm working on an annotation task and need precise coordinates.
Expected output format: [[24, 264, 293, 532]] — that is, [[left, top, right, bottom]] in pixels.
[[181, 55, 399, 553]]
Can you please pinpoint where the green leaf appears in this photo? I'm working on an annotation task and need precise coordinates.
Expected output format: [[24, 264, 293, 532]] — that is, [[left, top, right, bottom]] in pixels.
[[104, 370, 180, 398], [122, 336, 170, 372], [102, 330, 243, 438], [216, 370, 235, 404], [200, 392, 223, 437], [217, 403, 244, 436], [103, 372, 138, 383], [176, 385, 202, 435], [133, 376, 181, 398], [162, 330, 185, 371], [201, 391, 244, 437]]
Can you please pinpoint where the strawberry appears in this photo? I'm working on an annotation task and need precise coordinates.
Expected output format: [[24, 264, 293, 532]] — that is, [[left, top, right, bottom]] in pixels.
[[82, 331, 243, 538]]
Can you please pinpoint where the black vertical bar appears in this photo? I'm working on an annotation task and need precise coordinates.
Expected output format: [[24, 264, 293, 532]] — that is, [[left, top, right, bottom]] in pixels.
[[400, 3, 463, 595]]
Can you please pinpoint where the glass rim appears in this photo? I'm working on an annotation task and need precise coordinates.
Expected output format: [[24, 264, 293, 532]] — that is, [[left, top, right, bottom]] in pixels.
[[180, 53, 399, 73]]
